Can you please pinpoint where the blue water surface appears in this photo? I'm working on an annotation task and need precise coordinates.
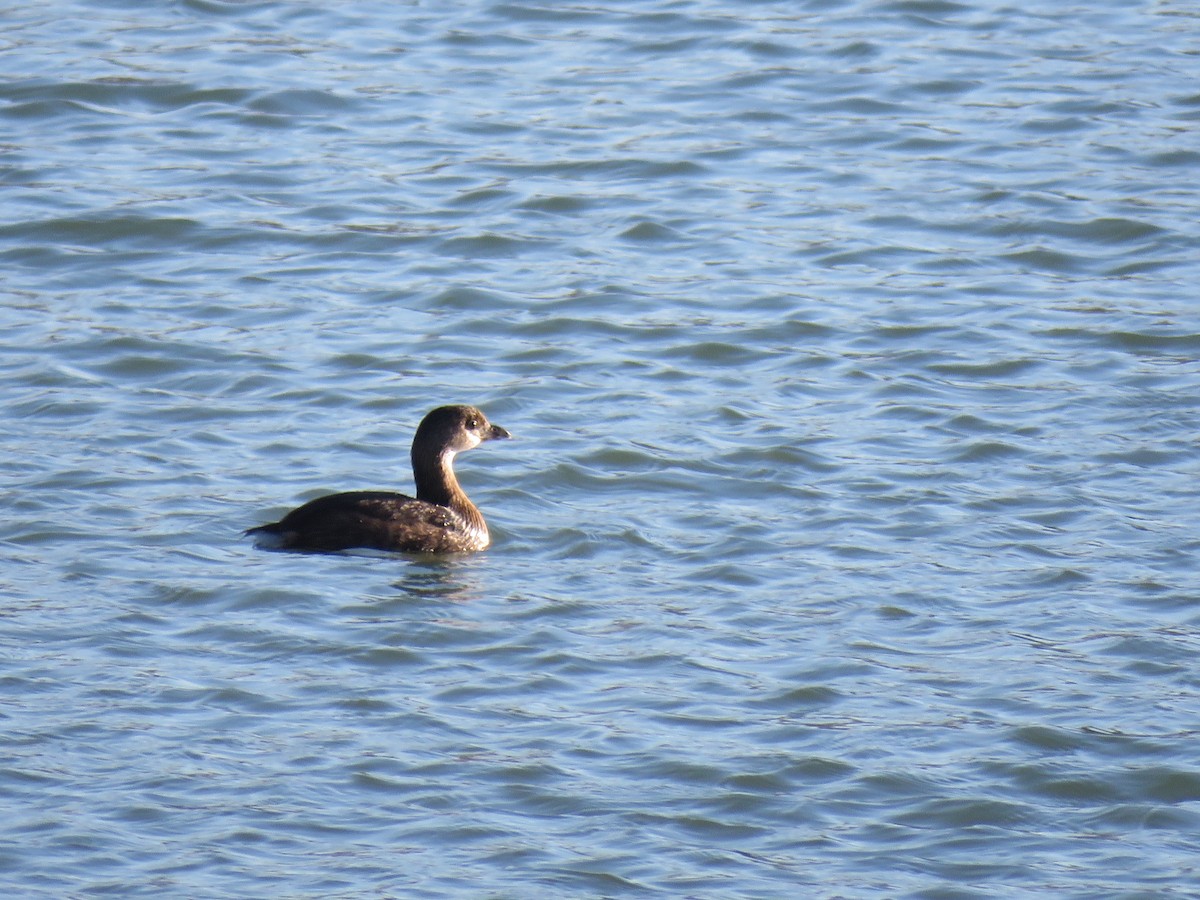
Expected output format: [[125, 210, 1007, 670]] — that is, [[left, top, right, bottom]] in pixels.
[[2, 1, 1200, 896]]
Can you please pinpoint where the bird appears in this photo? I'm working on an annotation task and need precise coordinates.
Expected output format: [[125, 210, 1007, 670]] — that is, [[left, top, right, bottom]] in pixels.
[[246, 404, 511, 553]]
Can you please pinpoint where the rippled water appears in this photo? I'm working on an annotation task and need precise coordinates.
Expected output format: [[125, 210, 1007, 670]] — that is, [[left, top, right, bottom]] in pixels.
[[3, 0, 1200, 896]]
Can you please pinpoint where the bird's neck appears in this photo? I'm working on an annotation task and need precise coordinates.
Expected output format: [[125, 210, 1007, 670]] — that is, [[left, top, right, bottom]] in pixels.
[[414, 450, 484, 530]]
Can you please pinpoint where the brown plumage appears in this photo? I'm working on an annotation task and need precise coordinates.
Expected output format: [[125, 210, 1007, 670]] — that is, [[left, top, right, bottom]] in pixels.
[[247, 405, 511, 554]]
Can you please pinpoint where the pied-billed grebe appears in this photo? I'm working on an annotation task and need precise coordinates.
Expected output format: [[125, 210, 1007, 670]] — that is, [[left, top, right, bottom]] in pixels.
[[247, 405, 512, 554]]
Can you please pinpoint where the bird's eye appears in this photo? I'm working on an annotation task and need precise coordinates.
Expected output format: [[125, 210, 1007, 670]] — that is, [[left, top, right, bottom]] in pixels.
[[467, 418, 478, 430]]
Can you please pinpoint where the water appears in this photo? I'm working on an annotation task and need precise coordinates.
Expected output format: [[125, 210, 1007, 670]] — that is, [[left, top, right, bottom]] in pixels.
[[3, 0, 1199, 895]]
